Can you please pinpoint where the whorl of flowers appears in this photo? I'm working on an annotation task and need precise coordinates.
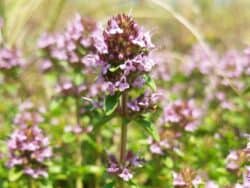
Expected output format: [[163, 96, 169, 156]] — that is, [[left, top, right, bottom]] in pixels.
[[205, 181, 219, 188], [148, 129, 179, 155], [64, 124, 93, 135], [55, 77, 108, 99], [0, 47, 25, 73], [226, 142, 250, 171], [94, 13, 155, 94], [7, 125, 52, 179], [218, 50, 248, 79], [183, 44, 218, 76], [215, 91, 235, 110], [38, 13, 99, 72], [107, 151, 144, 182], [55, 79, 86, 97], [172, 168, 203, 188], [151, 51, 172, 82], [127, 91, 163, 115], [7, 103, 52, 179], [14, 101, 44, 128], [217, 50, 249, 92], [163, 100, 202, 132], [183, 45, 250, 91], [234, 166, 250, 188]]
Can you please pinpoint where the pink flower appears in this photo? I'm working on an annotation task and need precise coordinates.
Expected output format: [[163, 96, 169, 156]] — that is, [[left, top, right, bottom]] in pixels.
[[95, 14, 155, 94], [163, 99, 202, 132], [7, 125, 52, 178], [173, 172, 186, 187], [119, 168, 133, 182]]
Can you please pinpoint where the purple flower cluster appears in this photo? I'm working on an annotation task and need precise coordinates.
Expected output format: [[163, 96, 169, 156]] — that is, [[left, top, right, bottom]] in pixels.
[[55, 79, 86, 97], [7, 102, 51, 179], [148, 129, 179, 155], [94, 14, 155, 94], [215, 91, 235, 110], [183, 44, 218, 76], [55, 77, 108, 99], [205, 181, 219, 188], [183, 44, 250, 91], [0, 47, 25, 73], [64, 124, 93, 135], [217, 50, 249, 92], [7, 125, 52, 178], [107, 151, 144, 182], [151, 51, 172, 82], [218, 50, 249, 79], [173, 168, 203, 188], [226, 142, 250, 171], [235, 166, 250, 188], [173, 168, 224, 188], [14, 101, 44, 128], [226, 150, 244, 171], [163, 100, 202, 132], [38, 14, 99, 72], [127, 91, 163, 114], [85, 79, 108, 98]]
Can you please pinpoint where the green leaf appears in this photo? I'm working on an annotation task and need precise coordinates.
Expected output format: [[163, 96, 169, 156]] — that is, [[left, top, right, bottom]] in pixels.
[[103, 181, 115, 188], [50, 99, 63, 116], [77, 46, 87, 56], [144, 75, 157, 91], [109, 65, 120, 72], [164, 157, 174, 168], [82, 165, 104, 175], [136, 118, 159, 141], [49, 164, 62, 174], [128, 181, 140, 188], [74, 73, 84, 85], [62, 133, 76, 143], [104, 94, 119, 116], [83, 135, 99, 150], [8, 169, 23, 182]]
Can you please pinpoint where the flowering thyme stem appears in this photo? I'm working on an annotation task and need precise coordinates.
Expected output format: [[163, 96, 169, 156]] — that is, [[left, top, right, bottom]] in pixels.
[[120, 93, 128, 188]]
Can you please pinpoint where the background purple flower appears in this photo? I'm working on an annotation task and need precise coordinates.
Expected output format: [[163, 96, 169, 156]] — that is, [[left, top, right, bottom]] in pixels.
[[7, 125, 52, 179], [107, 151, 144, 182], [0, 47, 25, 73], [163, 99, 202, 132]]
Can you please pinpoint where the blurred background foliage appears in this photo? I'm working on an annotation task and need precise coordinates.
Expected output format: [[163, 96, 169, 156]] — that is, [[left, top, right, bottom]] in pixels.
[[1, 0, 250, 99], [1, 0, 250, 50], [0, 0, 250, 187]]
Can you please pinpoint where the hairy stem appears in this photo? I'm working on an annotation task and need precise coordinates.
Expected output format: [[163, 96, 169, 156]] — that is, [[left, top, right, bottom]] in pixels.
[[119, 93, 128, 188]]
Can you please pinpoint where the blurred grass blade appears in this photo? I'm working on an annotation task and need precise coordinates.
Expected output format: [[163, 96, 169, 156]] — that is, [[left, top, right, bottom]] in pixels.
[[6, 0, 43, 46], [46, 0, 66, 31], [150, 0, 207, 52]]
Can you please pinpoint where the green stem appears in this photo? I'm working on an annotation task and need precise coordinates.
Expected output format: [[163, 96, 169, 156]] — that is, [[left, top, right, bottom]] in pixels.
[[119, 93, 128, 188], [29, 179, 36, 188], [75, 96, 84, 188], [47, 0, 66, 31], [76, 140, 83, 188], [120, 120, 127, 165]]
